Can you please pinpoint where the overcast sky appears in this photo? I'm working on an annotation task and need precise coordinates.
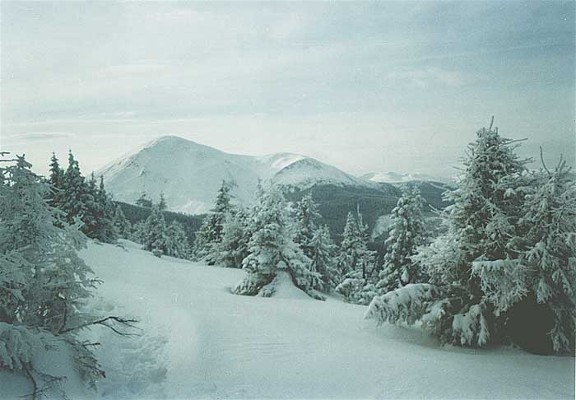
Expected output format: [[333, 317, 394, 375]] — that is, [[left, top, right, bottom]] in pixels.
[[1, 1, 574, 179]]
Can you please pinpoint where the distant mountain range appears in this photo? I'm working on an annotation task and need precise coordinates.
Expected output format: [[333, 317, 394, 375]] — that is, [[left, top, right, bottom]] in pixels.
[[98, 136, 451, 235], [361, 171, 450, 184]]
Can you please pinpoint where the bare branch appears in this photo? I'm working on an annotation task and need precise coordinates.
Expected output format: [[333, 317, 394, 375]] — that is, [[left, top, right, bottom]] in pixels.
[[540, 146, 551, 175], [59, 316, 140, 335]]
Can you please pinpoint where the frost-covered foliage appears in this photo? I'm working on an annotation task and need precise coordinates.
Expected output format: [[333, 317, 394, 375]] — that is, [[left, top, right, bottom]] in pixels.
[[112, 204, 132, 239], [164, 220, 191, 259], [293, 193, 322, 258], [0, 155, 105, 392], [293, 194, 337, 292], [334, 210, 376, 302], [473, 160, 576, 353], [134, 207, 190, 259], [366, 284, 437, 326], [336, 211, 375, 282], [367, 122, 555, 349], [48, 152, 117, 243], [377, 186, 428, 294], [141, 206, 168, 254], [309, 225, 338, 292], [213, 208, 251, 268], [193, 181, 234, 263], [232, 187, 323, 299]]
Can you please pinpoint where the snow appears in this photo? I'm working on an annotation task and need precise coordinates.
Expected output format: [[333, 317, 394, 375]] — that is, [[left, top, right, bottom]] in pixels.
[[362, 171, 449, 184], [3, 240, 573, 399], [98, 136, 376, 215]]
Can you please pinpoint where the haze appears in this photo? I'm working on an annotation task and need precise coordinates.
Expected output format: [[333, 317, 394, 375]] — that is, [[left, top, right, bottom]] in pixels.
[[1, 1, 574, 179]]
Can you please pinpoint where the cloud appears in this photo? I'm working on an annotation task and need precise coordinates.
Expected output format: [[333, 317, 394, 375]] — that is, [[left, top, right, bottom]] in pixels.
[[387, 68, 476, 88], [8, 131, 76, 142]]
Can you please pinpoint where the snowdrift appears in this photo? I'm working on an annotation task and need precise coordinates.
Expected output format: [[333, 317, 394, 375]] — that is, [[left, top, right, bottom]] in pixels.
[[2, 240, 573, 399]]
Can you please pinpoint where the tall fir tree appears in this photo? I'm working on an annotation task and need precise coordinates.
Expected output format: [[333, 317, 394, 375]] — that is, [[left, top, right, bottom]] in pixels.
[[377, 186, 428, 294], [367, 121, 532, 349], [335, 210, 375, 284], [233, 187, 322, 299], [0, 155, 105, 389], [473, 158, 576, 354], [165, 220, 191, 259], [293, 193, 322, 259], [142, 205, 168, 254], [47, 152, 65, 209], [213, 208, 251, 268], [193, 181, 234, 263], [62, 151, 92, 228], [112, 204, 132, 238], [309, 225, 338, 292]]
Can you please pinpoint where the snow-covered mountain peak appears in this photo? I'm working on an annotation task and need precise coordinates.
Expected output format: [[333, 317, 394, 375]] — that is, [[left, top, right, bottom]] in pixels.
[[99, 135, 374, 214], [361, 171, 448, 184]]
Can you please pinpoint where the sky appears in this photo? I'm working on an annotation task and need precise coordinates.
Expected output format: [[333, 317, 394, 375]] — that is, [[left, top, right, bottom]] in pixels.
[[1, 1, 574, 179]]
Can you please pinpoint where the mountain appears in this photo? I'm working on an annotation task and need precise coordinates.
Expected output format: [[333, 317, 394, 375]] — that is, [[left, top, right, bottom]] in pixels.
[[98, 136, 378, 215], [361, 171, 450, 184]]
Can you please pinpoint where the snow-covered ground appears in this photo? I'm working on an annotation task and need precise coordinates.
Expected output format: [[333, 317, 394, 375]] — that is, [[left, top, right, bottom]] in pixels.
[[3, 240, 573, 399]]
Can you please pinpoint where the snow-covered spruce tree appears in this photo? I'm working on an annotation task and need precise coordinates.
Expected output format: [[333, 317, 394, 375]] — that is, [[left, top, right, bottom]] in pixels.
[[367, 121, 530, 348], [309, 225, 338, 292], [293, 193, 322, 258], [0, 156, 107, 393], [376, 186, 428, 294], [193, 181, 234, 263], [47, 152, 65, 209], [165, 220, 191, 259], [232, 187, 323, 299], [213, 208, 251, 268], [112, 204, 132, 239], [93, 176, 118, 242], [61, 151, 92, 229], [473, 158, 576, 354], [334, 210, 376, 303], [292, 194, 337, 292], [141, 205, 168, 255], [158, 192, 167, 211]]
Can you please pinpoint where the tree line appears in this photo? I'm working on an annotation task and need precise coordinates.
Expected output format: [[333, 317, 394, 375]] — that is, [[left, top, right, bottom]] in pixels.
[[193, 122, 575, 355]]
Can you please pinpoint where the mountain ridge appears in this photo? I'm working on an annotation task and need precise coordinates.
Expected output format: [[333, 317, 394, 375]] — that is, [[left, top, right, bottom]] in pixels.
[[98, 135, 380, 214]]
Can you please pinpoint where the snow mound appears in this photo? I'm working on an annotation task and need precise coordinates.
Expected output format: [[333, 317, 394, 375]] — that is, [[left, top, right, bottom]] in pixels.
[[267, 271, 314, 300]]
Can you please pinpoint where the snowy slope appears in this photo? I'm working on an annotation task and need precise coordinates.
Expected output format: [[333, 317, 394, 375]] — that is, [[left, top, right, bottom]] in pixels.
[[14, 240, 565, 400], [98, 136, 375, 215]]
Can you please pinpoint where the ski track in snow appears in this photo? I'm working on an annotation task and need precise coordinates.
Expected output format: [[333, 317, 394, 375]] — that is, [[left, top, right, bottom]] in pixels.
[[79, 240, 575, 400]]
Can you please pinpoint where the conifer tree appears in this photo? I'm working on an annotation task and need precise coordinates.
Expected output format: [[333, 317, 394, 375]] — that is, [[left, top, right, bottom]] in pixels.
[[293, 193, 322, 259], [112, 204, 132, 238], [61, 151, 92, 228], [335, 210, 375, 284], [142, 205, 168, 254], [93, 176, 117, 242], [309, 225, 338, 292], [473, 158, 576, 354], [158, 192, 167, 211], [165, 220, 191, 259], [233, 187, 322, 298], [47, 152, 65, 209], [214, 208, 251, 268], [367, 121, 531, 348], [377, 186, 428, 294], [193, 181, 234, 263], [0, 155, 105, 390]]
